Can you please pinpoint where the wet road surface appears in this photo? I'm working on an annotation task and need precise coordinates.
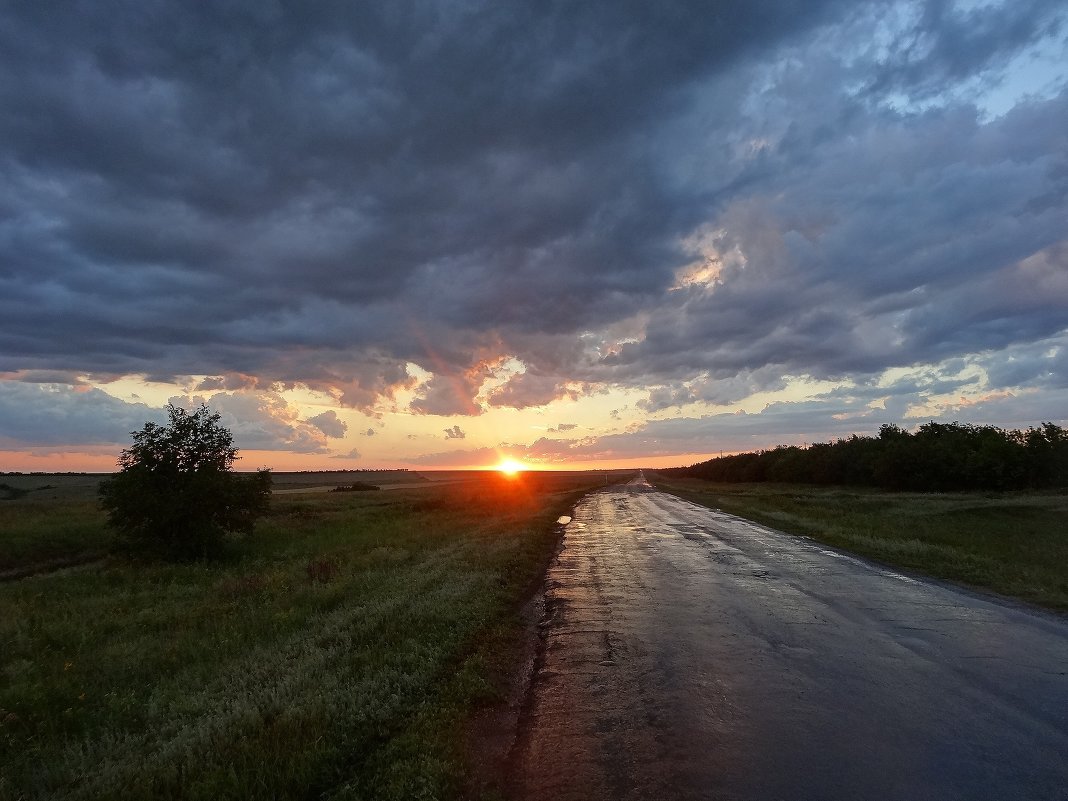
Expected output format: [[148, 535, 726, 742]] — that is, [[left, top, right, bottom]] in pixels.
[[509, 474, 1068, 800]]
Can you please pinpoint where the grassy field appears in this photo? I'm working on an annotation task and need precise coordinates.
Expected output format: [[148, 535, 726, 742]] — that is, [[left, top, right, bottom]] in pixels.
[[0, 471, 605, 800], [0, 472, 434, 577], [0, 470, 429, 499], [652, 476, 1068, 612]]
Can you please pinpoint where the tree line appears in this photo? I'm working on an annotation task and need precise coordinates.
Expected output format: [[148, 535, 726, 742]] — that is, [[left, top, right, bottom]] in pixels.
[[664, 422, 1068, 491]]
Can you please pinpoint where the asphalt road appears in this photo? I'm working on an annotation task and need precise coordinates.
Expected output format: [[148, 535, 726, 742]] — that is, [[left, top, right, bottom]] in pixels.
[[509, 474, 1068, 800]]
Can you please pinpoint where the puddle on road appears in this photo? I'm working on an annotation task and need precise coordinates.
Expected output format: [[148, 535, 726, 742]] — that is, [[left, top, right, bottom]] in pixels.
[[557, 515, 572, 525]]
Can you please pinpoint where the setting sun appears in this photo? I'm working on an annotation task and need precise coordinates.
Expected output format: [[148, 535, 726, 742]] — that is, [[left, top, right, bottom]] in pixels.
[[496, 458, 526, 476]]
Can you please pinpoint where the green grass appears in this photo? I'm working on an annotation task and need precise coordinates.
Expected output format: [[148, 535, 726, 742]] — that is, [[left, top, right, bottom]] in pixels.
[[0, 472, 600, 800], [652, 476, 1068, 612], [0, 499, 112, 576]]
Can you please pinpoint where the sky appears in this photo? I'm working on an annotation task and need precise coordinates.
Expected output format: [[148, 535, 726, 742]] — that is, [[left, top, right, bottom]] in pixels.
[[2, 0, 1067, 472]]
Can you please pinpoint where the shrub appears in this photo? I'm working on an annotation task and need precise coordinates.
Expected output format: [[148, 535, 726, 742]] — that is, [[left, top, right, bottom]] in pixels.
[[98, 404, 271, 559], [329, 481, 380, 492]]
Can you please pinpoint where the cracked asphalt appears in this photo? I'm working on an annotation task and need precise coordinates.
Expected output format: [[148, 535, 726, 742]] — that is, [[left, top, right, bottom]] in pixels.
[[508, 474, 1068, 800]]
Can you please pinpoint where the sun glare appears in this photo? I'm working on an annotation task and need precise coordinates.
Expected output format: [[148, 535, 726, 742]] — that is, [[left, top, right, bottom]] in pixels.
[[496, 458, 526, 476]]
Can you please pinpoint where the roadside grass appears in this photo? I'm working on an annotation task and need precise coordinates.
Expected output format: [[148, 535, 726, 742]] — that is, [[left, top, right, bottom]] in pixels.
[[651, 476, 1068, 612], [0, 472, 600, 800]]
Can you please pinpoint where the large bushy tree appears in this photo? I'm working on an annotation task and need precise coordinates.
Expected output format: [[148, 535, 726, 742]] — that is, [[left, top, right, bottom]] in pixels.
[[99, 404, 271, 559]]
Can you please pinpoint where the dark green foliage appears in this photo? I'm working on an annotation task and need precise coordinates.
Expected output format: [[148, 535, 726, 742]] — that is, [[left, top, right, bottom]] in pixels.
[[668, 421, 1068, 492], [98, 404, 271, 559], [330, 481, 380, 492]]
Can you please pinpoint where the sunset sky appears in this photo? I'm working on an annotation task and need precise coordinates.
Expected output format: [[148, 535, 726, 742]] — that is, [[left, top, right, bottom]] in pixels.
[[2, 1, 1067, 472]]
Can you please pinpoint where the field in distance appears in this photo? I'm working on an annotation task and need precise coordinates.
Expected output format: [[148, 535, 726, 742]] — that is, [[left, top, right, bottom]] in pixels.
[[0, 470, 613, 800], [1, 468, 634, 500], [0, 470, 432, 501], [270, 468, 633, 494]]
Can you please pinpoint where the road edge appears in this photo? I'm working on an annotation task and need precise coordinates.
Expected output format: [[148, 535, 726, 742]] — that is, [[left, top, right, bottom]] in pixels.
[[460, 509, 573, 798]]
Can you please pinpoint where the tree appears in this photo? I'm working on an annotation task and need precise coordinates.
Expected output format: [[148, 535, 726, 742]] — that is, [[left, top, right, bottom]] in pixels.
[[99, 404, 271, 559]]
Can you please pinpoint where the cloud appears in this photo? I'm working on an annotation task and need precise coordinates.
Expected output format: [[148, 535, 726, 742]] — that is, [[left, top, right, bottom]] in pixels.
[[548, 422, 578, 432], [443, 425, 466, 440], [0, 1, 860, 401], [331, 448, 362, 460], [0, 382, 163, 446], [306, 410, 347, 438], [604, 92, 1068, 391], [404, 446, 499, 468], [194, 373, 260, 392], [2, 1, 1066, 442], [361, 428, 375, 437], [513, 405, 879, 463], [168, 391, 333, 453], [0, 370, 91, 387], [410, 359, 500, 416], [980, 335, 1067, 390], [520, 379, 1068, 464], [486, 371, 581, 409], [638, 367, 790, 412], [0, 383, 351, 455]]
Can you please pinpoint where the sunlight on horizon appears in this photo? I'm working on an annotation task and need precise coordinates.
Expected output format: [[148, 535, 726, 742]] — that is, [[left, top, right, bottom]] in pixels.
[[495, 458, 527, 476]]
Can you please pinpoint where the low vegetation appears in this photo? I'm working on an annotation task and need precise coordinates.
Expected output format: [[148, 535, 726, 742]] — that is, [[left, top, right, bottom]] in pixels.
[[0, 471, 602, 800], [653, 476, 1068, 612], [331, 482, 381, 492], [664, 421, 1068, 491], [0, 498, 111, 579]]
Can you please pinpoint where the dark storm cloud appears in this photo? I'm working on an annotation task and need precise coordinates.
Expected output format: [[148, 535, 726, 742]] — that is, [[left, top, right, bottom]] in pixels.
[[638, 367, 789, 412], [2, 0, 1067, 440], [607, 83, 1068, 390], [0, 1, 849, 387]]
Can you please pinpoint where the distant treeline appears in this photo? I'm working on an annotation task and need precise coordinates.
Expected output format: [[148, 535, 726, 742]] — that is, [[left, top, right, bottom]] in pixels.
[[664, 422, 1068, 491], [283, 469, 410, 474], [0, 471, 92, 476]]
